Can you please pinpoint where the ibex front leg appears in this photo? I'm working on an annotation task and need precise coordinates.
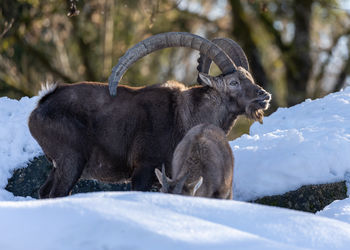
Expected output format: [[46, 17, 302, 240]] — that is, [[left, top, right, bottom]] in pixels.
[[131, 162, 159, 191]]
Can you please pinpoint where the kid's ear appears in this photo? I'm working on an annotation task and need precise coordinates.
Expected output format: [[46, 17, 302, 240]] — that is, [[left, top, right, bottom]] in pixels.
[[198, 73, 213, 87]]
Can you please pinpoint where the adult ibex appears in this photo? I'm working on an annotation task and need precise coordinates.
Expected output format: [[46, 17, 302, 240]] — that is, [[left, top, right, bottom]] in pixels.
[[155, 123, 233, 199], [28, 32, 271, 198]]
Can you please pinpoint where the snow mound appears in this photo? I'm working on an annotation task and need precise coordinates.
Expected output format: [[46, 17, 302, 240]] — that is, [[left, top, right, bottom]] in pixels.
[[231, 87, 350, 201], [1, 192, 350, 250], [318, 198, 350, 223], [0, 96, 42, 192]]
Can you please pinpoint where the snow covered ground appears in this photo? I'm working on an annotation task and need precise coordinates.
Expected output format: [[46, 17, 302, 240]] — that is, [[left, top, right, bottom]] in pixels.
[[0, 96, 41, 201], [1, 192, 350, 250], [231, 88, 350, 201], [0, 88, 350, 249]]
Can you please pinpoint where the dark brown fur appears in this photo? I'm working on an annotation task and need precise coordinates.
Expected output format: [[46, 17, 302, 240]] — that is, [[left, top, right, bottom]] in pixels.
[[29, 69, 271, 198]]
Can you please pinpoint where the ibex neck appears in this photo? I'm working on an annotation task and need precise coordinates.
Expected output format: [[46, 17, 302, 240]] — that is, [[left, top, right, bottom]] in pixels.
[[179, 86, 240, 135]]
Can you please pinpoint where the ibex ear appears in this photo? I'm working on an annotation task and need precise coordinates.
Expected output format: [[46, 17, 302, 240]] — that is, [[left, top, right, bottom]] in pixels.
[[189, 176, 203, 196], [198, 73, 213, 87]]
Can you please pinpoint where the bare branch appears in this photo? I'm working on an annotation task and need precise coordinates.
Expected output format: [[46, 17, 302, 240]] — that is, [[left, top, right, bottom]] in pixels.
[[0, 18, 14, 40], [260, 17, 290, 52], [67, 0, 80, 17], [14, 34, 75, 83], [333, 39, 350, 92], [0, 55, 32, 96], [313, 31, 350, 97]]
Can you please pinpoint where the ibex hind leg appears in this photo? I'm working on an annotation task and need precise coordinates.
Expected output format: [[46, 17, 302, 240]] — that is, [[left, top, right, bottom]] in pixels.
[[39, 166, 56, 198], [39, 152, 86, 198], [220, 188, 233, 200], [38, 156, 55, 198], [227, 189, 233, 200], [213, 188, 233, 200]]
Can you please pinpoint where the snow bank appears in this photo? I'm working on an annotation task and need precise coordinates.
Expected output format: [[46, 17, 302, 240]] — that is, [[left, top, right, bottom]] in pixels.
[[1, 192, 350, 250], [232, 87, 350, 201], [318, 198, 350, 223], [0, 96, 41, 193]]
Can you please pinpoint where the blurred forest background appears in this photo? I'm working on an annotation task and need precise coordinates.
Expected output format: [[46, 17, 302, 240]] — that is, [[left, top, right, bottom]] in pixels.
[[1, 0, 350, 138]]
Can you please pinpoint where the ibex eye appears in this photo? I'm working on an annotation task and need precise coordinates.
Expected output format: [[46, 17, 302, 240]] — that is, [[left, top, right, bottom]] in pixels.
[[229, 81, 239, 86]]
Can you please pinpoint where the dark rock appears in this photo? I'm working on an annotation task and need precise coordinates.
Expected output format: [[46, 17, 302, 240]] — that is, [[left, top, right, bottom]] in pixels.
[[71, 179, 130, 195], [252, 182, 348, 213], [5, 155, 131, 198]]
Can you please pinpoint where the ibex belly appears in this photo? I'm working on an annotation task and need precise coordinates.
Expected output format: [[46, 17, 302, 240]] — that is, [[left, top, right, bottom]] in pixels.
[[81, 147, 131, 183]]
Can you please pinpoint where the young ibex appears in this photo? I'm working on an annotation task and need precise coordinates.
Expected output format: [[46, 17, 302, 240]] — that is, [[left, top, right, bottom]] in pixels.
[[155, 124, 233, 199], [28, 32, 271, 198]]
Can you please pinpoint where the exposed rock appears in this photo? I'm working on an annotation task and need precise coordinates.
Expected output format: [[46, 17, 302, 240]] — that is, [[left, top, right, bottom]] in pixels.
[[5, 156, 348, 213], [5, 156, 51, 198], [5, 155, 130, 198], [252, 182, 348, 213]]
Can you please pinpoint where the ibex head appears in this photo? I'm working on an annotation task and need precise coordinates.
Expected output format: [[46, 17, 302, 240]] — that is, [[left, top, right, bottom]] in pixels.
[[155, 165, 203, 196], [198, 68, 271, 123], [108, 32, 271, 123], [197, 38, 271, 123]]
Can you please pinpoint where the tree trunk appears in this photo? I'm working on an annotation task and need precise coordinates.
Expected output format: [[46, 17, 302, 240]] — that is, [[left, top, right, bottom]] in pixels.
[[229, 0, 271, 90], [285, 0, 313, 106]]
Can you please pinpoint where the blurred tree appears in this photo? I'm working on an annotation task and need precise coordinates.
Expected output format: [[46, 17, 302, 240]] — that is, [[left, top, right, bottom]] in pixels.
[[228, 0, 350, 106], [1, 0, 350, 137]]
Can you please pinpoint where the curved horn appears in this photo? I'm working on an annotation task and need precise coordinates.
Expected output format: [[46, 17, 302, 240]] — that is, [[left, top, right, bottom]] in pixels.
[[197, 38, 249, 83], [173, 173, 189, 194], [108, 32, 236, 96], [161, 164, 169, 190]]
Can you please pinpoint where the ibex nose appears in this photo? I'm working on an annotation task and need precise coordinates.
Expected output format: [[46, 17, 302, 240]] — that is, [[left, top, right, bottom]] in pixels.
[[256, 88, 271, 102], [256, 89, 266, 96]]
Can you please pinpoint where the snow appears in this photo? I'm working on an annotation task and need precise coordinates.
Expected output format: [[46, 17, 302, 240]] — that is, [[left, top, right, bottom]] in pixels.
[[318, 198, 350, 223], [1, 192, 350, 250], [1, 88, 350, 249], [231, 88, 350, 201], [0, 96, 41, 198]]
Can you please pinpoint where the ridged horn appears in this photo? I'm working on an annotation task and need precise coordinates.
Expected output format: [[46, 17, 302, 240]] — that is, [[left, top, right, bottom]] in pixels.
[[173, 173, 189, 194], [197, 38, 249, 84], [161, 165, 169, 190], [108, 32, 236, 96]]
